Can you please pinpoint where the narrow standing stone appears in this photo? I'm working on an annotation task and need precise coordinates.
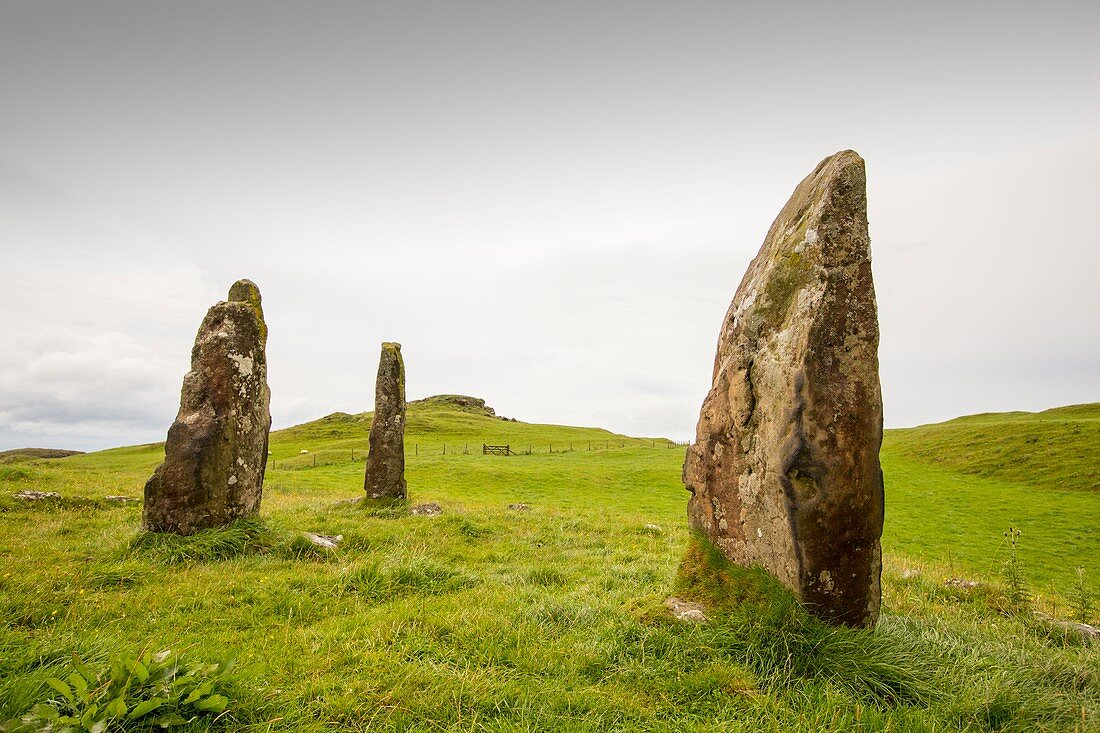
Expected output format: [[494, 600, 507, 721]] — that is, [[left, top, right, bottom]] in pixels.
[[683, 151, 884, 627], [364, 342, 407, 500], [143, 279, 271, 534]]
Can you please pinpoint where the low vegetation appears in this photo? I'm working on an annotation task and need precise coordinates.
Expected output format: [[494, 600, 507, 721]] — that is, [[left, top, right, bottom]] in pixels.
[[1, 399, 1097, 731]]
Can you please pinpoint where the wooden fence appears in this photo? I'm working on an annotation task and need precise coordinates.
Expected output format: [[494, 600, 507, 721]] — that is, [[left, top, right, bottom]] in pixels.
[[268, 438, 689, 470]]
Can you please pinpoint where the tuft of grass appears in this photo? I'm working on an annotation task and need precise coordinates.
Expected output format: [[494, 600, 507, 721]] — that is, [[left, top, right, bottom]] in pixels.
[[88, 562, 150, 590], [442, 515, 493, 539], [281, 533, 340, 562], [357, 496, 409, 519], [338, 558, 473, 602], [674, 535, 936, 707], [525, 566, 567, 587], [126, 518, 275, 564]]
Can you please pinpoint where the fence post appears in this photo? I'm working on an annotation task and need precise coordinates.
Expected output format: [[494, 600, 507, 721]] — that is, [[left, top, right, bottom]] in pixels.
[[313, 454, 317, 468]]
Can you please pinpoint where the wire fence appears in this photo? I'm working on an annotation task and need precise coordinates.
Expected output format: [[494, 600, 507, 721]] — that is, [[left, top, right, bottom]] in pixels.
[[268, 438, 690, 471]]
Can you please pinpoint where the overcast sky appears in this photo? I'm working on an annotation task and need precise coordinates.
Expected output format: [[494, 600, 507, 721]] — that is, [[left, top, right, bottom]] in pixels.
[[1, 1, 1097, 452]]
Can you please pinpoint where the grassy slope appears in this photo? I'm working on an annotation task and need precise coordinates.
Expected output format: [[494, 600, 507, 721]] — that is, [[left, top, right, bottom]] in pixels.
[[883, 403, 1100, 492], [0, 399, 1098, 731], [881, 403, 1100, 591]]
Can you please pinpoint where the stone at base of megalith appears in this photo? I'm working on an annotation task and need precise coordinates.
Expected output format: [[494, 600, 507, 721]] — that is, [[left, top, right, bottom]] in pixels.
[[683, 151, 884, 628], [143, 279, 271, 535], [364, 342, 407, 500]]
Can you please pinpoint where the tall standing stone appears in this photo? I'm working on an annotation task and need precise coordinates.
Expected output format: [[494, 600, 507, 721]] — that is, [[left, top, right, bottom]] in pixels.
[[683, 151, 884, 627], [364, 342, 407, 500], [143, 280, 271, 535]]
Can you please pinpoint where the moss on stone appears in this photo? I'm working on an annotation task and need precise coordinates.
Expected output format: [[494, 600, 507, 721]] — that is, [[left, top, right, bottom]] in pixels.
[[756, 248, 813, 330], [675, 534, 799, 618], [228, 279, 267, 341]]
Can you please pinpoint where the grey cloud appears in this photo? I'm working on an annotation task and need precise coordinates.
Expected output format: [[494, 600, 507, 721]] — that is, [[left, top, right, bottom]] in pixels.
[[1, 1, 1096, 450]]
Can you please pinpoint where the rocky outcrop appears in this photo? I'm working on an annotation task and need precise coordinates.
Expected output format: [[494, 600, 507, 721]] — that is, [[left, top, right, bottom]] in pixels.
[[411, 394, 496, 417], [143, 280, 271, 535], [364, 342, 407, 500], [683, 151, 884, 628], [0, 448, 84, 460]]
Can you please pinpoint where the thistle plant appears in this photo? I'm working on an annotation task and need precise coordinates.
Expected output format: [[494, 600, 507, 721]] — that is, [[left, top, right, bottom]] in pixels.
[[1001, 527, 1029, 610], [1071, 566, 1094, 624]]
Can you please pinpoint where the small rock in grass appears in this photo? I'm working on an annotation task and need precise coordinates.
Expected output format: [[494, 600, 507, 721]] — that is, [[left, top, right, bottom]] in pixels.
[[105, 495, 140, 504], [665, 596, 707, 623], [643, 523, 663, 534], [1034, 611, 1100, 643], [13, 490, 61, 501], [300, 449, 309, 455], [508, 503, 530, 511], [303, 532, 343, 549], [410, 502, 442, 516], [944, 577, 981, 590], [901, 568, 920, 580]]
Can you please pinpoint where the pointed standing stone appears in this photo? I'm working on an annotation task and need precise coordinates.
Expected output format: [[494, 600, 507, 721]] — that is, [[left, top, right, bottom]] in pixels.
[[143, 279, 272, 534], [683, 151, 884, 627], [364, 342, 407, 500]]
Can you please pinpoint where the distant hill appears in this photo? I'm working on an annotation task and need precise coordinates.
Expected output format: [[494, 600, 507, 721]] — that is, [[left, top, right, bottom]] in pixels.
[[0, 447, 84, 460], [882, 403, 1100, 492], [268, 394, 651, 461]]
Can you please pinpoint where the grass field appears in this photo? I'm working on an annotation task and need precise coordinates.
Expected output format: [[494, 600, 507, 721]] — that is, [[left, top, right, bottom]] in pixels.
[[0, 398, 1097, 731]]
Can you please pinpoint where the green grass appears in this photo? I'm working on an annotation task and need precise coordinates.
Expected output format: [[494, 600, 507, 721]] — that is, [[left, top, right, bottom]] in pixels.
[[883, 403, 1100, 492], [1, 397, 1098, 731], [881, 403, 1100, 592]]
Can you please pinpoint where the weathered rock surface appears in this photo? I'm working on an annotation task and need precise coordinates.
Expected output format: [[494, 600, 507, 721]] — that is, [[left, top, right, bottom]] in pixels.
[[1034, 612, 1100, 643], [665, 596, 708, 623], [683, 150, 884, 628], [13, 490, 61, 501], [142, 280, 271, 535], [303, 532, 343, 549], [411, 394, 496, 416], [409, 502, 442, 516], [945, 577, 981, 590], [364, 342, 407, 500]]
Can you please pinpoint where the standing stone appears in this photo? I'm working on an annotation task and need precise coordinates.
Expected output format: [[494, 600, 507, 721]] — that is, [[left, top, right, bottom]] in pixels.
[[683, 151, 884, 627], [143, 280, 271, 535], [364, 342, 407, 500]]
